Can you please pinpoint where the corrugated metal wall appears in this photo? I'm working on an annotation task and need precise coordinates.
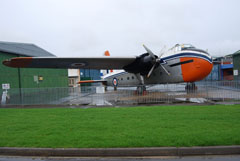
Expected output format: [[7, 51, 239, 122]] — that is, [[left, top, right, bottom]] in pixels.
[[19, 68, 68, 88], [233, 54, 240, 81], [0, 52, 68, 89], [0, 52, 21, 88]]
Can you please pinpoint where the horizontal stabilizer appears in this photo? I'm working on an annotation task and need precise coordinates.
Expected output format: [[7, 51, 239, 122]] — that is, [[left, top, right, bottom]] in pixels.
[[78, 80, 107, 85]]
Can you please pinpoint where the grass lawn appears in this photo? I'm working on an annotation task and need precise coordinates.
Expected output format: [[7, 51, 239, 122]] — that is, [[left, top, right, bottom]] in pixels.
[[0, 105, 240, 148]]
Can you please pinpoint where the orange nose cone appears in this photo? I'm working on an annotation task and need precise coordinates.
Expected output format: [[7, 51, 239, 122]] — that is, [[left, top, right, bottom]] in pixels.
[[181, 57, 213, 82]]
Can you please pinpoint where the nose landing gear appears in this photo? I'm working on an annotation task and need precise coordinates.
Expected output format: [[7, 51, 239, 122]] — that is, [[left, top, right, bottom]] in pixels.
[[185, 82, 197, 93]]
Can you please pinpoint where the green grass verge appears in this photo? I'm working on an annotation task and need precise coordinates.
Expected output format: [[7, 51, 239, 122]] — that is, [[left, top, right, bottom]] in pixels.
[[0, 105, 240, 148]]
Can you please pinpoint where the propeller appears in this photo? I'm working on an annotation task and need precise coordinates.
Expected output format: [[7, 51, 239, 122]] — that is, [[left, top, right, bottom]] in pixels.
[[143, 44, 155, 59], [143, 44, 170, 78]]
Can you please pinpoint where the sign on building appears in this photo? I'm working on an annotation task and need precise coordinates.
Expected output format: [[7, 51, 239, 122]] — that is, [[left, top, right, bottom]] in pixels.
[[2, 83, 10, 90], [1, 83, 10, 105], [234, 69, 238, 76]]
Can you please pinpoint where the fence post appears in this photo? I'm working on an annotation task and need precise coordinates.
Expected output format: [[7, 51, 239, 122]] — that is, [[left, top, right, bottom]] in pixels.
[[206, 82, 209, 101]]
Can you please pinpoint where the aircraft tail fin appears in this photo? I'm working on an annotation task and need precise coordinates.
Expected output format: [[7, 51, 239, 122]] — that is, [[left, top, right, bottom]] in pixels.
[[103, 50, 113, 73], [104, 50, 110, 56]]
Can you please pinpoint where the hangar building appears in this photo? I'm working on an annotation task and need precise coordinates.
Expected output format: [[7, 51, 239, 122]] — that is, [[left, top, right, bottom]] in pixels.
[[233, 50, 240, 81], [0, 41, 68, 89], [205, 55, 234, 81]]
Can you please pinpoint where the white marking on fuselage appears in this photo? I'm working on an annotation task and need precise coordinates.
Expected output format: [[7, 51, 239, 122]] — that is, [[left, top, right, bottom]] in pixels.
[[161, 50, 212, 64], [102, 70, 126, 79]]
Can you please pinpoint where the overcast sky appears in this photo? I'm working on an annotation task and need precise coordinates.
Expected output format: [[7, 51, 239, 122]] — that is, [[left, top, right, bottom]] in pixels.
[[0, 0, 240, 57]]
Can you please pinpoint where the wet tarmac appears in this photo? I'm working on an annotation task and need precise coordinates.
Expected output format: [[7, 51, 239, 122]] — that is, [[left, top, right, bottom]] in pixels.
[[1, 82, 240, 106], [65, 83, 240, 106]]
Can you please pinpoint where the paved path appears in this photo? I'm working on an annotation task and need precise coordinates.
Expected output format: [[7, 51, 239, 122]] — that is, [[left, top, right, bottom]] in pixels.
[[1, 155, 240, 161]]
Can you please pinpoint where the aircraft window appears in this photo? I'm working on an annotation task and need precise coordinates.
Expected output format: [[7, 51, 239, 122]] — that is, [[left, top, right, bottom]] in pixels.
[[132, 76, 134, 79], [174, 45, 181, 52], [174, 47, 178, 52], [127, 77, 129, 80], [121, 78, 123, 80], [178, 46, 181, 51]]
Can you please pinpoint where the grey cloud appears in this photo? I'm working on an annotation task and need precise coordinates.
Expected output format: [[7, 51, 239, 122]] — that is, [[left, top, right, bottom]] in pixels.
[[0, 0, 239, 57]]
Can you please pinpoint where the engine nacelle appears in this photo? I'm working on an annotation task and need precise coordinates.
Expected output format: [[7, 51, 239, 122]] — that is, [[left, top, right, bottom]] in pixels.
[[123, 53, 159, 75]]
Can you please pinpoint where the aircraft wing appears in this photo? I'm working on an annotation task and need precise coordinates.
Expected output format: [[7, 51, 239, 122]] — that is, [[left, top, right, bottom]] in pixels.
[[2, 57, 136, 69]]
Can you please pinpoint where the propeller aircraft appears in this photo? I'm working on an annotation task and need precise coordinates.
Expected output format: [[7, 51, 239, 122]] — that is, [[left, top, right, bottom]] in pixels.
[[3, 44, 213, 93]]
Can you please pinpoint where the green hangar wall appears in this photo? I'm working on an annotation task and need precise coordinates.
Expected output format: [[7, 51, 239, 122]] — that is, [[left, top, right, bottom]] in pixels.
[[233, 50, 240, 81], [0, 42, 68, 89]]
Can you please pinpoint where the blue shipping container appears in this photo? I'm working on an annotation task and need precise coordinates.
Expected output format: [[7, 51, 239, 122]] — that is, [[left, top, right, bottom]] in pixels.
[[204, 64, 220, 81], [80, 69, 101, 80]]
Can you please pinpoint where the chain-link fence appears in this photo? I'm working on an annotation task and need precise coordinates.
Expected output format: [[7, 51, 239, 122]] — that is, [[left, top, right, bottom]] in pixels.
[[1, 81, 240, 106]]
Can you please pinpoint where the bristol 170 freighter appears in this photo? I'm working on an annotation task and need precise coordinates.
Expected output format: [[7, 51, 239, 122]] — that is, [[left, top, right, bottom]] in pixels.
[[3, 44, 213, 92]]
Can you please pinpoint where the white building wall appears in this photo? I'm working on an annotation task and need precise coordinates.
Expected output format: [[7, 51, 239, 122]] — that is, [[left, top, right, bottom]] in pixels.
[[68, 69, 80, 77], [68, 69, 80, 87]]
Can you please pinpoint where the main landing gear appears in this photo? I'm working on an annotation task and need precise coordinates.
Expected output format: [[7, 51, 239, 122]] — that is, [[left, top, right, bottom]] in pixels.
[[136, 85, 147, 95], [185, 82, 197, 93]]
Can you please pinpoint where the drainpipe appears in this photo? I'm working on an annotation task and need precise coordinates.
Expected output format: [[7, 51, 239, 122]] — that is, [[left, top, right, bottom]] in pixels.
[[17, 55, 23, 104]]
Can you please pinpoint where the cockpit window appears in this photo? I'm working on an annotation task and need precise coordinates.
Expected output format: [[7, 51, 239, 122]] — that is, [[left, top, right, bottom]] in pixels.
[[171, 44, 202, 53], [180, 44, 210, 55], [181, 44, 195, 49], [172, 44, 195, 52]]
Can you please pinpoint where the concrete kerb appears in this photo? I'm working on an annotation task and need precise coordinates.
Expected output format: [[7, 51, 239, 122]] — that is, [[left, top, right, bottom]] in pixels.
[[0, 146, 240, 157]]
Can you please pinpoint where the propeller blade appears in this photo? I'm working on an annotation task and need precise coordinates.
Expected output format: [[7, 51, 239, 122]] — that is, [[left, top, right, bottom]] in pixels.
[[159, 45, 167, 57], [160, 64, 170, 76], [142, 44, 170, 78], [159, 52, 165, 59], [147, 63, 156, 78], [143, 44, 155, 59]]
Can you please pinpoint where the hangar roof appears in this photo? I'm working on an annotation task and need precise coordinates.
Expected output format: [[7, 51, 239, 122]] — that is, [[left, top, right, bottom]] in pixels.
[[0, 41, 56, 57], [233, 50, 240, 56]]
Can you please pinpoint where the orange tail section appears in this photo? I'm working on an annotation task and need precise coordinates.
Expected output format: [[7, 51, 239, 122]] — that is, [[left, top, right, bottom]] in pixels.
[[104, 50, 110, 56], [104, 50, 113, 73]]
